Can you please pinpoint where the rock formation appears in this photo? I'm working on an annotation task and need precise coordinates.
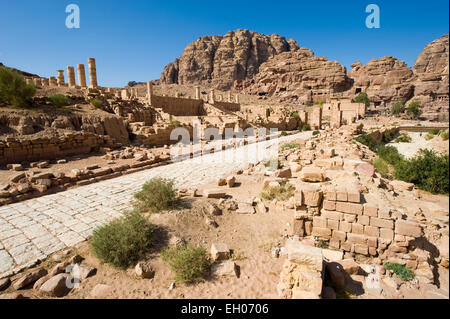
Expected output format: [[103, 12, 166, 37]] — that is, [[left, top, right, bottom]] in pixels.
[[412, 34, 449, 108], [160, 29, 299, 90], [236, 48, 352, 102], [347, 56, 415, 106]]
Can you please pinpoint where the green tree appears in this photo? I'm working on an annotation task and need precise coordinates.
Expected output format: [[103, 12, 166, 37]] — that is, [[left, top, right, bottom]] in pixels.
[[0, 67, 36, 108], [391, 99, 405, 116], [352, 92, 370, 107], [406, 100, 422, 119]]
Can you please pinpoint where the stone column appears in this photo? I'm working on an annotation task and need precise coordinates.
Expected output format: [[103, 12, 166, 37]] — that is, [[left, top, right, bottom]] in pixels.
[[77, 64, 87, 87], [195, 86, 201, 99], [228, 91, 232, 102], [88, 58, 98, 88], [57, 70, 65, 86], [235, 94, 239, 104], [209, 89, 215, 104], [147, 81, 153, 105], [33, 78, 40, 86], [67, 66, 76, 87]]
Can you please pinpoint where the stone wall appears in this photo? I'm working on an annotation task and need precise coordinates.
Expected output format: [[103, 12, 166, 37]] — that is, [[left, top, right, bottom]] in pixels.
[[0, 133, 112, 165], [213, 101, 241, 112], [293, 184, 423, 269], [151, 95, 204, 116]]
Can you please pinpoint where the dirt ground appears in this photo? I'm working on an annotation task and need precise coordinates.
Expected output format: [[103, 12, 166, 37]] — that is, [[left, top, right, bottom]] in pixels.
[[3, 173, 292, 299]]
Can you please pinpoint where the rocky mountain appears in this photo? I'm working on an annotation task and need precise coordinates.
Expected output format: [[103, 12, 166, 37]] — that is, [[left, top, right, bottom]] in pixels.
[[347, 56, 415, 105], [412, 34, 449, 107], [160, 29, 299, 90], [236, 48, 352, 103]]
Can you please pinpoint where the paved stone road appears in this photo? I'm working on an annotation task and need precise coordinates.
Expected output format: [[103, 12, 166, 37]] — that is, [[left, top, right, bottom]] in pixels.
[[0, 132, 312, 278]]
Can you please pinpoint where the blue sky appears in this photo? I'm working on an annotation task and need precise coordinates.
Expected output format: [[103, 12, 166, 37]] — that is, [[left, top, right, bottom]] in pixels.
[[0, 0, 448, 87]]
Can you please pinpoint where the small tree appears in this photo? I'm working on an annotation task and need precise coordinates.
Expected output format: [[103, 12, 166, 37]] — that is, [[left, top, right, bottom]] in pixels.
[[391, 99, 405, 116], [133, 177, 178, 213], [406, 100, 422, 119], [352, 92, 370, 107], [0, 67, 36, 108]]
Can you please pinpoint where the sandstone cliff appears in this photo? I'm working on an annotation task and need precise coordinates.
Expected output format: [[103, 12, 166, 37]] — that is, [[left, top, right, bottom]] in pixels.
[[160, 29, 299, 90], [347, 56, 415, 105], [236, 48, 352, 102], [412, 34, 449, 107]]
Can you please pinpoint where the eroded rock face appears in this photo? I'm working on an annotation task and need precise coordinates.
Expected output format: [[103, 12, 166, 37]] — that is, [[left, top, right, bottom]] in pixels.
[[412, 34, 449, 108], [237, 48, 352, 102], [160, 29, 299, 90], [348, 56, 415, 105]]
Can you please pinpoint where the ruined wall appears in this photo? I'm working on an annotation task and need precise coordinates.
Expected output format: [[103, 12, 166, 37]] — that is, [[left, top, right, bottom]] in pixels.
[[0, 133, 112, 165], [151, 95, 204, 116], [213, 101, 241, 112], [292, 184, 422, 270]]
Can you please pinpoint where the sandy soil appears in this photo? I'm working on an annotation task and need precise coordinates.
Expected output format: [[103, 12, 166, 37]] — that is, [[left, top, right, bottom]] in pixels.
[[387, 132, 449, 159], [20, 173, 291, 299]]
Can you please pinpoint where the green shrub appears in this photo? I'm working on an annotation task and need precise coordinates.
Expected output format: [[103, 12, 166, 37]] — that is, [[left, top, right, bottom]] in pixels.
[[91, 210, 155, 269], [290, 111, 299, 119], [316, 240, 329, 249], [394, 149, 449, 194], [352, 92, 370, 107], [373, 157, 389, 178], [424, 133, 434, 141], [376, 145, 403, 165], [281, 130, 288, 136], [90, 98, 102, 108], [302, 124, 311, 131], [48, 94, 70, 107], [261, 181, 295, 201], [314, 100, 325, 106], [161, 244, 211, 284], [312, 130, 320, 136], [264, 158, 281, 170], [0, 67, 36, 107], [391, 99, 405, 116], [306, 101, 313, 107], [354, 134, 377, 151], [406, 100, 422, 119], [169, 115, 180, 128], [429, 128, 441, 135], [384, 263, 415, 282], [395, 134, 412, 143], [441, 131, 449, 141], [133, 178, 178, 213], [281, 143, 300, 150]]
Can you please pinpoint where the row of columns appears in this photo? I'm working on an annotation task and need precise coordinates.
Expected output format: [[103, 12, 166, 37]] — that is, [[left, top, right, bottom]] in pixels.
[[26, 58, 98, 88]]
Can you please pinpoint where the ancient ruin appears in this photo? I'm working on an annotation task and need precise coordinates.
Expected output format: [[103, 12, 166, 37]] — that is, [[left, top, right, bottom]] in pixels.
[[0, 23, 448, 303]]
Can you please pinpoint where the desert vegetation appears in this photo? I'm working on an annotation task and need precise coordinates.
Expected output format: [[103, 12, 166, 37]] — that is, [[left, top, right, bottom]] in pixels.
[[0, 66, 36, 108], [133, 177, 178, 213]]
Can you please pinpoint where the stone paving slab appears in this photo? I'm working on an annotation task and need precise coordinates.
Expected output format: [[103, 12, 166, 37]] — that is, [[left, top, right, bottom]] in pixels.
[[0, 132, 311, 278]]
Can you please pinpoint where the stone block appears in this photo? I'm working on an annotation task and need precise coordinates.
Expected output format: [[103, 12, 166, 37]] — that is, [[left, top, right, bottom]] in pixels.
[[354, 244, 369, 255], [332, 230, 347, 241], [347, 191, 361, 203], [363, 204, 378, 217], [370, 217, 394, 229], [336, 190, 347, 202], [339, 221, 352, 232], [364, 225, 379, 237], [347, 233, 367, 245], [323, 200, 336, 211], [327, 219, 339, 230], [313, 216, 327, 228], [312, 227, 331, 238], [210, 243, 230, 261], [358, 215, 370, 226], [321, 210, 343, 221], [395, 220, 422, 238], [337, 202, 363, 215], [351, 223, 364, 234]]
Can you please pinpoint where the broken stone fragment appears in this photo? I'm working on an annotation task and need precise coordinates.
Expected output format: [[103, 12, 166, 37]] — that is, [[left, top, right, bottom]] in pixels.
[[211, 261, 238, 278], [39, 273, 70, 297], [135, 261, 155, 279], [210, 243, 230, 261], [13, 268, 48, 290]]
